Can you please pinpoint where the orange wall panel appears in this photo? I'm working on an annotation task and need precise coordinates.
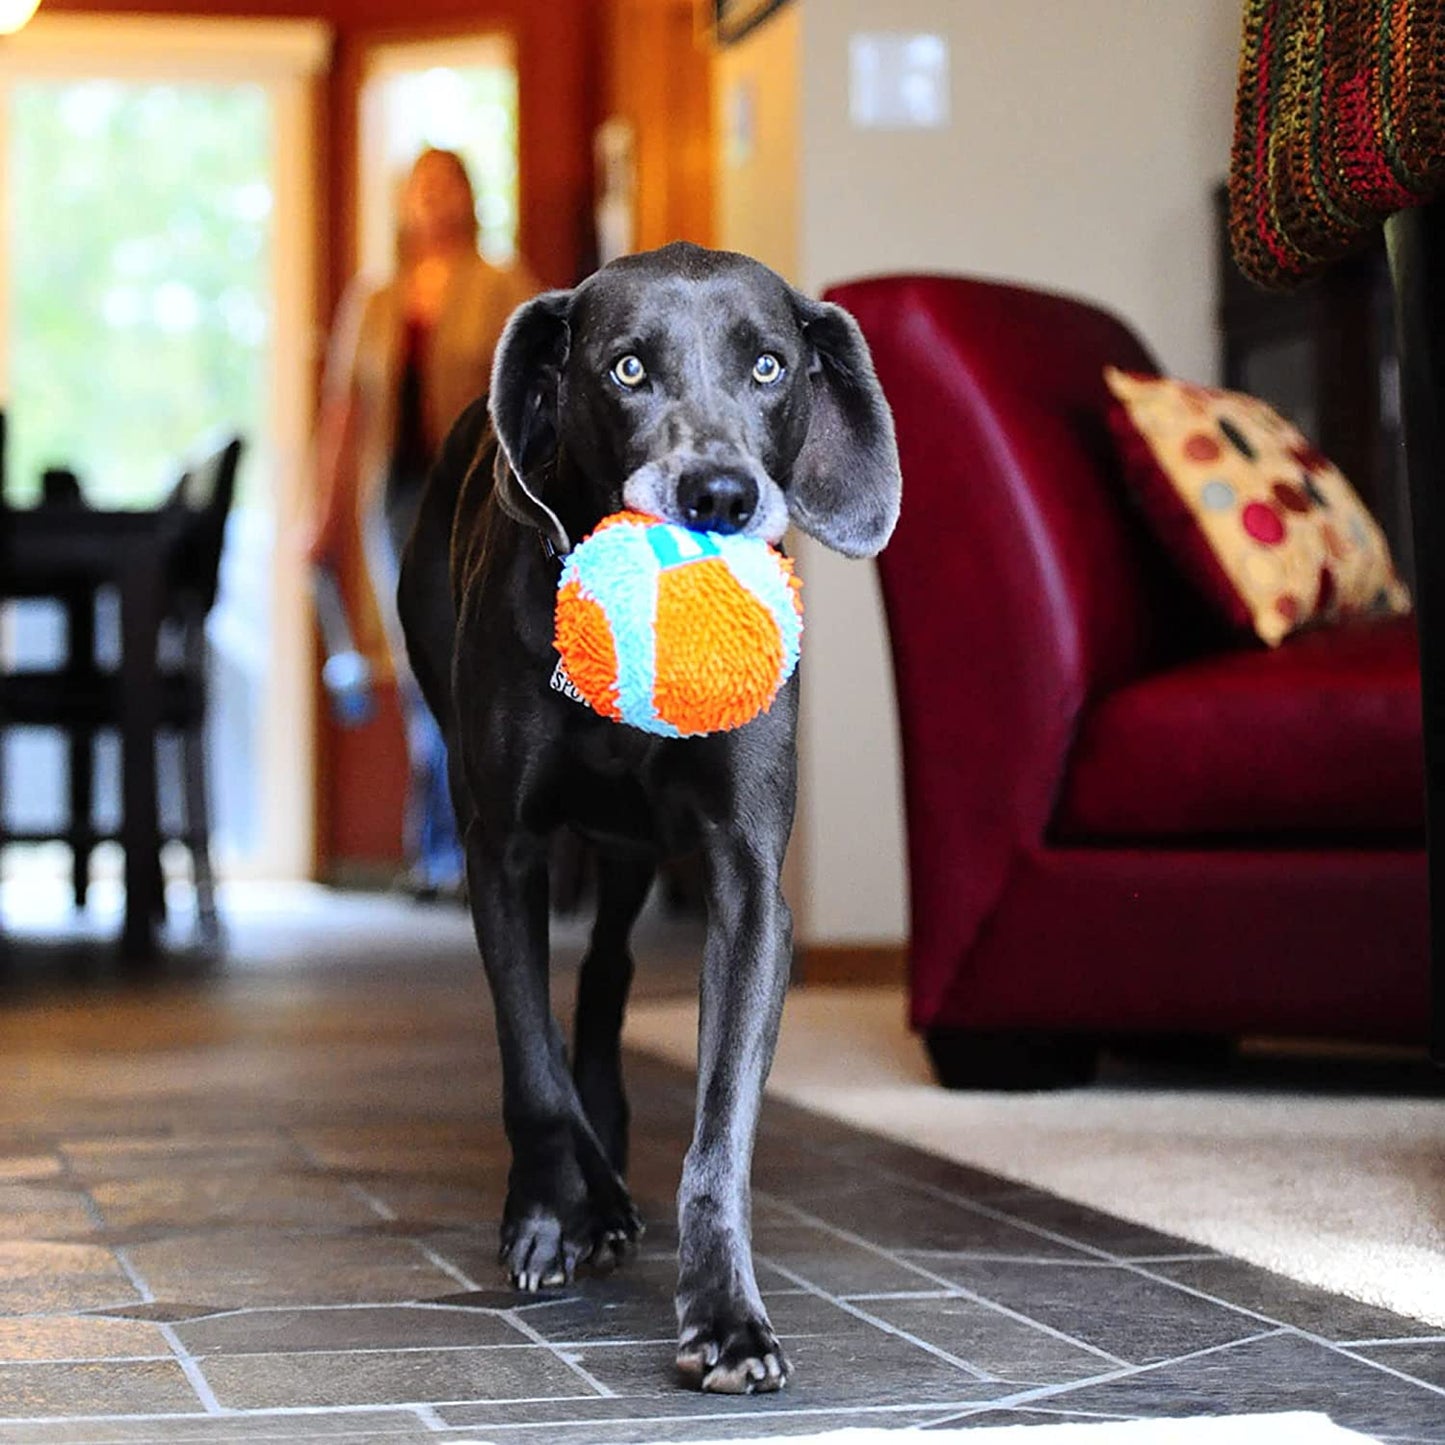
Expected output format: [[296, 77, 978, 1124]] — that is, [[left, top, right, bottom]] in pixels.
[[604, 0, 715, 253]]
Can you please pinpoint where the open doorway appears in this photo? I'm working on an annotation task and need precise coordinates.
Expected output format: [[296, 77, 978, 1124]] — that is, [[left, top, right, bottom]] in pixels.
[[310, 31, 521, 885], [0, 15, 325, 892], [358, 33, 520, 276]]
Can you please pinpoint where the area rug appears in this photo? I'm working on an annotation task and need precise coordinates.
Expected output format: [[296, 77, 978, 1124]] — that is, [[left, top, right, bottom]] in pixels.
[[622, 987, 1445, 1328]]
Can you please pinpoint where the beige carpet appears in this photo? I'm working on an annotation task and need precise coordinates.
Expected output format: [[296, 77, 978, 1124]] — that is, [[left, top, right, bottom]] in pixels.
[[622, 987, 1445, 1328]]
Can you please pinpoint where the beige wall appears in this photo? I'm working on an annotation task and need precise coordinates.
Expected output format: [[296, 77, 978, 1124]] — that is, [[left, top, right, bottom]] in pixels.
[[716, 0, 1242, 945], [798, 0, 1241, 378], [714, 0, 801, 280]]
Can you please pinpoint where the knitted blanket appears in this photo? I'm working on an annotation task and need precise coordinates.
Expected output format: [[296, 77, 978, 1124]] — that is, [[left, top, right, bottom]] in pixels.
[[1230, 0, 1445, 288]]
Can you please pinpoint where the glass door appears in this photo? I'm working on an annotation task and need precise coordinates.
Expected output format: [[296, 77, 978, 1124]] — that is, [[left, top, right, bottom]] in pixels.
[[0, 17, 324, 888]]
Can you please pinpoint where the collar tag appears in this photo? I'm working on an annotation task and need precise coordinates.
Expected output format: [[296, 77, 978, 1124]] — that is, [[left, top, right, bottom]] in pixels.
[[549, 658, 588, 707]]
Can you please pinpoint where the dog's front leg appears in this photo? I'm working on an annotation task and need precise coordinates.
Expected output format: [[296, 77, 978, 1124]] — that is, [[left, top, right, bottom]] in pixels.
[[466, 822, 640, 1290], [674, 826, 792, 1394]]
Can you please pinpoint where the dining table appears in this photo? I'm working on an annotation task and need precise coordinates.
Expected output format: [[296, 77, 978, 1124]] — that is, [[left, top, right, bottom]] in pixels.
[[0, 499, 192, 958]]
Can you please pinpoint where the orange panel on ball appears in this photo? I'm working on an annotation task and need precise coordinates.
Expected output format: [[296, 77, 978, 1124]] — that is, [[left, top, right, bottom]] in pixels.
[[555, 578, 624, 721], [654, 558, 785, 734]]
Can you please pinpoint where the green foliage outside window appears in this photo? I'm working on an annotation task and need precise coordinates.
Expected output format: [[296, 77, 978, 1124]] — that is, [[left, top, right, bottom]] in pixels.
[[7, 81, 272, 509]]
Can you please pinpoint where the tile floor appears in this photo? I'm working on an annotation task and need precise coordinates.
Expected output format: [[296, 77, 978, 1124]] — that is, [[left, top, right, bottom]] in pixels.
[[0, 883, 1441, 1442]]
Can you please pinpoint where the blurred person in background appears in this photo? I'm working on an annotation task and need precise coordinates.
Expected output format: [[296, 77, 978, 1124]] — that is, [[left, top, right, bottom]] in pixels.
[[308, 147, 540, 899]]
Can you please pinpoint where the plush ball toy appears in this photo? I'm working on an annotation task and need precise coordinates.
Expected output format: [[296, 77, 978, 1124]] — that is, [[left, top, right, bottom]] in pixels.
[[553, 511, 803, 737]]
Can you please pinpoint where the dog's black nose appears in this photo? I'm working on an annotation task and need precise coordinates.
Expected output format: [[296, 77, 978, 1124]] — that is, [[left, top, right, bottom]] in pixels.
[[677, 472, 758, 535]]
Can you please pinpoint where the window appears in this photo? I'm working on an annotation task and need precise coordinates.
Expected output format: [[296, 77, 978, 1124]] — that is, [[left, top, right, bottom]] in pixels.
[[8, 80, 272, 507]]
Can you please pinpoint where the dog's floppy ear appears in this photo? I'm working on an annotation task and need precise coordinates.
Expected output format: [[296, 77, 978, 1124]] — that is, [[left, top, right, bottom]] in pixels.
[[489, 288, 574, 553], [786, 291, 902, 559]]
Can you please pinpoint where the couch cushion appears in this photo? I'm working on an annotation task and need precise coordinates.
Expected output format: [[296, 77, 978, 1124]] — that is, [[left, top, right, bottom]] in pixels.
[[1054, 615, 1423, 841], [1105, 368, 1411, 645]]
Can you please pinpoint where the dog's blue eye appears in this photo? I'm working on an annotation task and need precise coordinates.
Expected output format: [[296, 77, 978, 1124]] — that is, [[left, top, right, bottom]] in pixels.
[[611, 355, 647, 388], [752, 353, 784, 385]]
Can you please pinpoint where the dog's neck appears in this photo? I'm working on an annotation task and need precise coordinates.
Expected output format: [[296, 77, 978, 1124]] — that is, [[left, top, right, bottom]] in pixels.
[[546, 446, 618, 555]]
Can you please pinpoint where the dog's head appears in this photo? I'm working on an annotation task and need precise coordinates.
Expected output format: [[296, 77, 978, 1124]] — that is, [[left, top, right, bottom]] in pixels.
[[488, 241, 901, 559]]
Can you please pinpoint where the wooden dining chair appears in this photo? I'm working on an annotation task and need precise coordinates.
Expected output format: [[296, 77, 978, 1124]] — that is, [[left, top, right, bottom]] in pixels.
[[157, 435, 244, 938], [0, 435, 243, 941]]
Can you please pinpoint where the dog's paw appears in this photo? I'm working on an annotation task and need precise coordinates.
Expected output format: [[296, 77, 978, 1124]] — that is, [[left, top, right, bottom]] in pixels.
[[500, 1196, 645, 1291], [676, 1311, 789, 1394], [500, 1206, 587, 1292], [589, 1196, 645, 1273]]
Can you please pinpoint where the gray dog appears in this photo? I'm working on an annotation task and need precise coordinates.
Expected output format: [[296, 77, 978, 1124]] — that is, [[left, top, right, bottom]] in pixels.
[[398, 241, 901, 1393]]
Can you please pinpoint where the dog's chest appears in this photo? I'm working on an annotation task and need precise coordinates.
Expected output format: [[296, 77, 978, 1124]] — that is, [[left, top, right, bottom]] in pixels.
[[569, 717, 655, 777], [561, 725, 687, 853]]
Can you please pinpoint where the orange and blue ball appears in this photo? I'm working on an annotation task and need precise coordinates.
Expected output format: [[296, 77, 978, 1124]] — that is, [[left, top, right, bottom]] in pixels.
[[554, 511, 803, 737]]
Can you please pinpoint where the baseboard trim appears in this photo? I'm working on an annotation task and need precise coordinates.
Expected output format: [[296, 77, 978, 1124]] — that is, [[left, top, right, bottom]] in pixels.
[[322, 860, 400, 892], [795, 944, 907, 987]]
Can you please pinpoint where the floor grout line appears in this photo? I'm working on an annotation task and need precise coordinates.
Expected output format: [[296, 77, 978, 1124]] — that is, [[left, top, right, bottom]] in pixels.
[[77, 1299, 542, 1325], [1116, 1253, 1224, 1264], [799, 1147, 1445, 1402], [839, 1288, 967, 1301], [0, 1352, 176, 1365], [756, 1190, 1132, 1368], [892, 1250, 1222, 1267], [1337, 1335, 1445, 1348], [156, 1321, 227, 1417], [411, 1240, 486, 1292], [412, 1400, 451, 1432], [106, 1240, 229, 1420], [151, 1335, 793, 1361], [985, 1403, 1146, 1423], [1106, 1257, 1445, 1401], [822, 1149, 1445, 1405], [97, 1231, 232, 1421], [1326, 1341, 1445, 1401], [887, 1252, 1118, 1267], [547, 1336, 682, 1349], [422, 1398, 1027, 1432], [828, 1164, 1149, 1266], [0, 1395, 608, 1429], [756, 1252, 999, 1382], [409, 1229, 619, 1400], [499, 1308, 618, 1399], [347, 1180, 400, 1221], [920, 1328, 1292, 1428], [74, 1187, 111, 1233], [106, 1247, 156, 1307], [69, 1169, 198, 1339]]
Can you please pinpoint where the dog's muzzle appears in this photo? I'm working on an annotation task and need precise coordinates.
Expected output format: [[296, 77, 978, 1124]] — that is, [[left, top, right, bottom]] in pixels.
[[623, 454, 788, 543]]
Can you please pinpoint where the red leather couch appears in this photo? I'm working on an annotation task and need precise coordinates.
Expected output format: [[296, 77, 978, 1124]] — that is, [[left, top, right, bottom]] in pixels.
[[824, 274, 1429, 1087]]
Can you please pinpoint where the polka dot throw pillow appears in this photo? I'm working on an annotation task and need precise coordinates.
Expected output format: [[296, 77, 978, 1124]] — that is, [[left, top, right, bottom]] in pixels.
[[1105, 367, 1410, 646]]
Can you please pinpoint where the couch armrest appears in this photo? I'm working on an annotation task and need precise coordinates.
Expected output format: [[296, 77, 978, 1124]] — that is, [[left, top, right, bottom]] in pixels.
[[828, 275, 1171, 1021]]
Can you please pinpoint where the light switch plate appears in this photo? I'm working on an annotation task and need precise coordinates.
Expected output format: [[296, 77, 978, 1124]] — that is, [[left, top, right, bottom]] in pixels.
[[849, 32, 950, 130]]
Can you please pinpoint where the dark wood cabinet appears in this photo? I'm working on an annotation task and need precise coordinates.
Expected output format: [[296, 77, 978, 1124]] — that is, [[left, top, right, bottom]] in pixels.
[[1215, 186, 1414, 587]]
